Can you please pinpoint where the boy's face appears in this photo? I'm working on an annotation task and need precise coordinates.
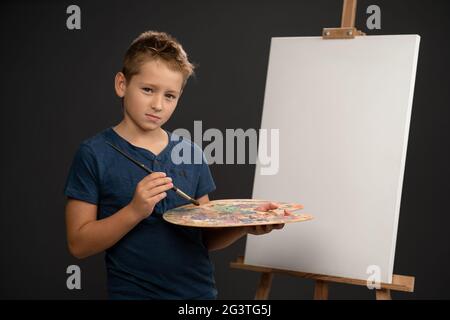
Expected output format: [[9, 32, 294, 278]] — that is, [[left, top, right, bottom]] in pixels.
[[115, 59, 184, 131]]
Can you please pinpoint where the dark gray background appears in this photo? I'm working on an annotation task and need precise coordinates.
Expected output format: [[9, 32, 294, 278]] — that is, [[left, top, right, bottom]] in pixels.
[[1, 0, 449, 299]]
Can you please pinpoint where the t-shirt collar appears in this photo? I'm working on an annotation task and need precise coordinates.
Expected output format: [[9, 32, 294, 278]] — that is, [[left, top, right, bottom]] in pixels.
[[106, 126, 173, 161]]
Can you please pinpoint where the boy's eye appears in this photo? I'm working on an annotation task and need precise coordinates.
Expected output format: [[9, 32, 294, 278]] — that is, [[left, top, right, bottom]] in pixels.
[[165, 94, 176, 100], [142, 87, 153, 93]]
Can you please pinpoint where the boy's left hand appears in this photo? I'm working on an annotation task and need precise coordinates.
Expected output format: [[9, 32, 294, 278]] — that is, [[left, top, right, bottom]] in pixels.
[[245, 202, 288, 235]]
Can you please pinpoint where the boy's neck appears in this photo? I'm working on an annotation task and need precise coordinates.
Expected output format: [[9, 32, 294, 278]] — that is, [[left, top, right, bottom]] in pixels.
[[113, 119, 167, 148]]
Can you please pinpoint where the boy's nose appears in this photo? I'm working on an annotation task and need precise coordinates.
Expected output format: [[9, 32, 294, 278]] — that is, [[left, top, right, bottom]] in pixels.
[[151, 104, 163, 111], [151, 95, 164, 111]]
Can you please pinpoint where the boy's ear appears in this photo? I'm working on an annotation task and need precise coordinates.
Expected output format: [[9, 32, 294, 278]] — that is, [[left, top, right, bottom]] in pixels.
[[114, 72, 127, 98]]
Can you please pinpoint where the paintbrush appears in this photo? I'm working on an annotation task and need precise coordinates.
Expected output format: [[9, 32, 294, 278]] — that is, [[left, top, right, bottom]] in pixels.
[[106, 141, 200, 206]]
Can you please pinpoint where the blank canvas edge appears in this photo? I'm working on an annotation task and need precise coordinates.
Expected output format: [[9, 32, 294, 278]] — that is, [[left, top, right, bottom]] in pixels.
[[387, 34, 421, 283]]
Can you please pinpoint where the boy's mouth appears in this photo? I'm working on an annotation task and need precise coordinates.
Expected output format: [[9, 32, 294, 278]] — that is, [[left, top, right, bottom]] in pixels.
[[145, 113, 161, 122]]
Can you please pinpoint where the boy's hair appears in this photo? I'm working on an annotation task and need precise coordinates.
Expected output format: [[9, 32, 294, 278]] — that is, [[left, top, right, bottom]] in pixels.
[[122, 30, 195, 89]]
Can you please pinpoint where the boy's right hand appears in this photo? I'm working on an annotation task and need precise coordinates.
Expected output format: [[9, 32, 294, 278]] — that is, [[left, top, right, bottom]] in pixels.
[[128, 172, 173, 220]]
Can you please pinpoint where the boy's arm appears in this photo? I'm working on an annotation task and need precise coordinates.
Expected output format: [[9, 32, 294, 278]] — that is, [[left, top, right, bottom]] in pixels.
[[66, 172, 173, 259], [199, 195, 285, 252], [66, 199, 144, 259]]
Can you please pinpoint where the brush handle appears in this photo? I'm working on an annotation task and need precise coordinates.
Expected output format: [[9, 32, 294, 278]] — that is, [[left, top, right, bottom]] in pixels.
[[106, 141, 200, 206], [173, 187, 200, 206]]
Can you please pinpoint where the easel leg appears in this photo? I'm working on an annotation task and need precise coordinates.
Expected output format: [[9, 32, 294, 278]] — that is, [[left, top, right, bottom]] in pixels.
[[255, 272, 273, 300], [375, 289, 392, 300], [314, 280, 329, 300]]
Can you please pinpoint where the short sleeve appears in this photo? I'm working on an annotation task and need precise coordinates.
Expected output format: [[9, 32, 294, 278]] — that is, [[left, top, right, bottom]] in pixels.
[[194, 151, 216, 199], [63, 143, 100, 205]]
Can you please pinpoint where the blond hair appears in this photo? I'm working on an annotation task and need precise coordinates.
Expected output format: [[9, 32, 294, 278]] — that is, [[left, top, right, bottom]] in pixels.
[[122, 30, 195, 88]]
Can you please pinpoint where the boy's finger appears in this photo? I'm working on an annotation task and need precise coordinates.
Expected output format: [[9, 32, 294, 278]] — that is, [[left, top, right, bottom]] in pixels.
[[143, 172, 166, 181], [255, 202, 279, 211], [267, 202, 279, 210], [149, 192, 168, 203], [255, 225, 264, 234], [143, 177, 172, 189], [146, 182, 174, 198]]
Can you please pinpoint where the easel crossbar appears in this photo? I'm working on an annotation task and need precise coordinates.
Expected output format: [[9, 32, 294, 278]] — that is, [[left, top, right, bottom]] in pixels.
[[230, 256, 414, 293]]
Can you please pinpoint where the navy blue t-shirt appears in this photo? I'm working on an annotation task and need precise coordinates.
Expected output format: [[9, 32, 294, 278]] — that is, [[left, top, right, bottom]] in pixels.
[[63, 127, 217, 299]]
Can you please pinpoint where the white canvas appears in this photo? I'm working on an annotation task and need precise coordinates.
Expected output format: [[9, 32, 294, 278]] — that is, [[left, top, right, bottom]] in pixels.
[[245, 35, 420, 283]]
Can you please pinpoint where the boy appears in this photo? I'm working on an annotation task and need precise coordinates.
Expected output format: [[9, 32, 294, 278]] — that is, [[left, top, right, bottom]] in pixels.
[[64, 31, 286, 300]]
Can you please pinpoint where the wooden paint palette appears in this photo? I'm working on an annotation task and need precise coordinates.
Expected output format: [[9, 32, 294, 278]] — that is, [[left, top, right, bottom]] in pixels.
[[163, 199, 313, 227]]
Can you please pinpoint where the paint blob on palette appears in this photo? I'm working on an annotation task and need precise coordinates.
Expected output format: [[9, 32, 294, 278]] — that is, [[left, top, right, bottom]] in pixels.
[[163, 199, 313, 227]]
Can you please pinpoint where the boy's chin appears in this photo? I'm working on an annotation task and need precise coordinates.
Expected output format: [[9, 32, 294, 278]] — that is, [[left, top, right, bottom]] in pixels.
[[140, 121, 163, 131]]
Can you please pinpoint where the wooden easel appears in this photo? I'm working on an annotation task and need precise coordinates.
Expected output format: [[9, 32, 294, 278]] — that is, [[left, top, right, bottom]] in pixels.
[[322, 0, 365, 39], [230, 256, 414, 300], [230, 0, 415, 300]]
